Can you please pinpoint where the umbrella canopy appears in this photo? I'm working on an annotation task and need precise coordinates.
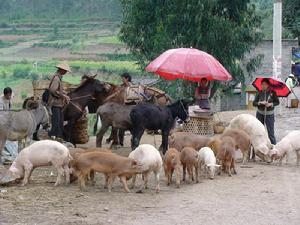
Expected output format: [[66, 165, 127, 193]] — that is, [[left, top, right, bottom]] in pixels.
[[252, 77, 291, 97], [145, 48, 232, 82]]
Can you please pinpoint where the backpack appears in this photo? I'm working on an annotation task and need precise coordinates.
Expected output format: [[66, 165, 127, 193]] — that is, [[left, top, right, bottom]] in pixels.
[[42, 89, 50, 103], [42, 75, 57, 104]]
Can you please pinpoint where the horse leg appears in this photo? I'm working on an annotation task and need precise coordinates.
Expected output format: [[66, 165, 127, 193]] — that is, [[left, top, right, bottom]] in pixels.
[[110, 128, 119, 148], [161, 129, 169, 155], [96, 123, 110, 147], [66, 119, 76, 144], [118, 129, 125, 147], [106, 128, 114, 144], [131, 128, 145, 151]]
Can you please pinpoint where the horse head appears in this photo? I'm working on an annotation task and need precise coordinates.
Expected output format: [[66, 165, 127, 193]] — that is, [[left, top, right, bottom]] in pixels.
[[79, 74, 110, 97], [170, 99, 192, 123], [31, 101, 50, 129]]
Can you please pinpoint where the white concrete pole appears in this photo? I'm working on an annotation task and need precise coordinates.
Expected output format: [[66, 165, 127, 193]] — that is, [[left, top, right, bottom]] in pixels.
[[273, 0, 283, 116], [273, 0, 282, 79]]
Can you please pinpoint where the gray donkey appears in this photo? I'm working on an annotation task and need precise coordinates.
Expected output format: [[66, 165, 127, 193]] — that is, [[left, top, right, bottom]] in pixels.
[[0, 102, 49, 164]]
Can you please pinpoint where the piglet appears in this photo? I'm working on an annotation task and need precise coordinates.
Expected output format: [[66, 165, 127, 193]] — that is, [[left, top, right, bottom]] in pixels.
[[163, 148, 181, 188], [180, 147, 199, 183], [198, 147, 220, 180], [129, 144, 163, 193], [268, 130, 300, 165], [216, 136, 237, 176], [9, 140, 71, 186]]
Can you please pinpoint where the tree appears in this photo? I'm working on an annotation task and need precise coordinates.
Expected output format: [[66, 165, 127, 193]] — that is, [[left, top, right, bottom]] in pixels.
[[119, 0, 263, 98], [283, 0, 300, 44]]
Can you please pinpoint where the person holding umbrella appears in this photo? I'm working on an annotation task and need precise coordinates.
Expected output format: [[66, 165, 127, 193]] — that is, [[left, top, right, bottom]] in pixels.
[[253, 78, 279, 144]]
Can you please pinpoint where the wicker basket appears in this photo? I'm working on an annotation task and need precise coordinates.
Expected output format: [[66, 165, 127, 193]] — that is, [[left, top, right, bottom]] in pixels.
[[32, 80, 78, 100], [72, 112, 89, 144], [182, 115, 214, 136]]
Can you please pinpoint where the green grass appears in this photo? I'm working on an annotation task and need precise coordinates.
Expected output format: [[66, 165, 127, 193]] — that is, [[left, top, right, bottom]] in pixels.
[[94, 35, 122, 45]]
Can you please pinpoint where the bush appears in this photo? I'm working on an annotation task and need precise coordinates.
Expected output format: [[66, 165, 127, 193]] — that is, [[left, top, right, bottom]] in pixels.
[[13, 67, 31, 79], [30, 72, 39, 80]]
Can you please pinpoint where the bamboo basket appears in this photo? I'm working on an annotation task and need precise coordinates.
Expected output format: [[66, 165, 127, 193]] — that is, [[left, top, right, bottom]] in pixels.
[[71, 111, 89, 144], [182, 115, 214, 136], [32, 80, 78, 100]]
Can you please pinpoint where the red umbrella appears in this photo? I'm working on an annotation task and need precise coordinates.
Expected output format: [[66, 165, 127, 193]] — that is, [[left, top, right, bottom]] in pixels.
[[252, 77, 291, 97], [145, 48, 232, 82]]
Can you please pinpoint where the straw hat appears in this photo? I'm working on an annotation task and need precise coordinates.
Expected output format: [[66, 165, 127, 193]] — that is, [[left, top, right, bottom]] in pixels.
[[55, 62, 71, 72]]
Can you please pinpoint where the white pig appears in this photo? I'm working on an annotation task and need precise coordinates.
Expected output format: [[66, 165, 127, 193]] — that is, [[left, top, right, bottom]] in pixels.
[[129, 144, 162, 193], [229, 114, 273, 162], [268, 130, 300, 165], [9, 140, 71, 186], [198, 147, 220, 179]]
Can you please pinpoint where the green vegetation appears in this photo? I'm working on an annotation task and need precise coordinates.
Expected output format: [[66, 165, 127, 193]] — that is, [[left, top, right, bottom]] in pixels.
[[120, 0, 263, 98], [0, 0, 121, 22]]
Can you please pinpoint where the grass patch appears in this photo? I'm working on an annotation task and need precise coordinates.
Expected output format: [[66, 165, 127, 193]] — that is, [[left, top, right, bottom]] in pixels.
[[95, 35, 122, 45]]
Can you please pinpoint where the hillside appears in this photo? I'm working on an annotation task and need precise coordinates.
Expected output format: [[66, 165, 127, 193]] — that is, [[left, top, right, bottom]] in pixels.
[[0, 0, 289, 106]]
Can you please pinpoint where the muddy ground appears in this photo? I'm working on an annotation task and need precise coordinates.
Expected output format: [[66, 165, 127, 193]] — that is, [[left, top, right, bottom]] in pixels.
[[1, 104, 300, 225]]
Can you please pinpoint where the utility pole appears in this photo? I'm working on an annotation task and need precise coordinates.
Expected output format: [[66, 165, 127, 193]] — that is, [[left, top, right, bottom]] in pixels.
[[273, 0, 283, 116], [273, 0, 282, 79]]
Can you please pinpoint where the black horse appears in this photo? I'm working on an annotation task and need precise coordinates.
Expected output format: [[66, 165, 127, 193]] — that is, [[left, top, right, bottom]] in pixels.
[[130, 99, 191, 154], [63, 75, 110, 143]]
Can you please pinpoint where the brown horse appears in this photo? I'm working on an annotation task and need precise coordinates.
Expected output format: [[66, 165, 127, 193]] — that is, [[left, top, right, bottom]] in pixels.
[[63, 75, 110, 144]]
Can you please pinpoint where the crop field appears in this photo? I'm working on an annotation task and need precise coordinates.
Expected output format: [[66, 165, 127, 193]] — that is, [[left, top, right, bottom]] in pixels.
[[0, 19, 144, 106]]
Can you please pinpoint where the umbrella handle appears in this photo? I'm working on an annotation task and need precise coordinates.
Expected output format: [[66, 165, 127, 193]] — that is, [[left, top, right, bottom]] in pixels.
[[291, 89, 299, 100]]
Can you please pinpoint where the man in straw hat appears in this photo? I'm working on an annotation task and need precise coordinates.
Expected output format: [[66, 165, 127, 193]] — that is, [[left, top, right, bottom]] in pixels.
[[47, 62, 71, 141]]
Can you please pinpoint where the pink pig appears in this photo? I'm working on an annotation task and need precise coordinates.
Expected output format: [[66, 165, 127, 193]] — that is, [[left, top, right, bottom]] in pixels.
[[9, 140, 71, 186]]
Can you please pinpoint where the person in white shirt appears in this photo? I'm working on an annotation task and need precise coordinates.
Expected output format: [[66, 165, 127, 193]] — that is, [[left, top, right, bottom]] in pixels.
[[285, 74, 297, 108], [0, 87, 12, 110]]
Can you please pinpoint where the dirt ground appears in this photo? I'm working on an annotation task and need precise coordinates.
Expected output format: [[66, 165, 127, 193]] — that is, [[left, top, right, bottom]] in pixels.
[[1, 102, 300, 225]]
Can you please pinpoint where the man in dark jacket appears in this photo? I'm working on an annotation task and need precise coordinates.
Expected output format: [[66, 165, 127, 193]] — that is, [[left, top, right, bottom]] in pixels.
[[47, 62, 71, 141], [253, 78, 279, 144]]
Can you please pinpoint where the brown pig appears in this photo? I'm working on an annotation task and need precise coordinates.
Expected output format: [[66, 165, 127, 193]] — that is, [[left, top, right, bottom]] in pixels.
[[169, 132, 211, 152], [69, 148, 112, 184], [216, 136, 237, 176], [221, 128, 251, 164], [180, 147, 199, 183], [163, 148, 181, 188], [70, 151, 142, 192]]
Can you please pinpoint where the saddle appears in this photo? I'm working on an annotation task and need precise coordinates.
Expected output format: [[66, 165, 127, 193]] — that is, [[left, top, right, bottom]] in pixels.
[[124, 85, 145, 103]]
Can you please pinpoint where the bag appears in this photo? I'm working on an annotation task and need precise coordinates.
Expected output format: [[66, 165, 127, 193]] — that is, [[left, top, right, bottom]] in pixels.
[[42, 75, 57, 104], [42, 89, 50, 103]]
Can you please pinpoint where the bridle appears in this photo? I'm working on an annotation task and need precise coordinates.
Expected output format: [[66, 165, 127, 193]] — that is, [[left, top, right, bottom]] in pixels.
[[68, 94, 95, 113], [42, 105, 50, 125], [179, 100, 189, 120]]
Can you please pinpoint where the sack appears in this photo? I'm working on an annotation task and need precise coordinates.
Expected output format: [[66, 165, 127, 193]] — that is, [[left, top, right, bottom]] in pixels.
[[42, 89, 50, 103]]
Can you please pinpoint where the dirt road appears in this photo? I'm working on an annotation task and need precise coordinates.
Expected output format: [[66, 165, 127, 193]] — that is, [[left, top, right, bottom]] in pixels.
[[1, 94, 300, 224]]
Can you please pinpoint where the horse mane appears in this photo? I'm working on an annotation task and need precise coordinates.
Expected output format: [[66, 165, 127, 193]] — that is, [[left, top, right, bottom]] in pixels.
[[70, 75, 97, 93]]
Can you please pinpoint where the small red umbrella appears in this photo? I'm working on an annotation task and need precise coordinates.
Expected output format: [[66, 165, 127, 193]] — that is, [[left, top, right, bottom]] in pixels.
[[252, 77, 291, 97], [145, 48, 232, 82]]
